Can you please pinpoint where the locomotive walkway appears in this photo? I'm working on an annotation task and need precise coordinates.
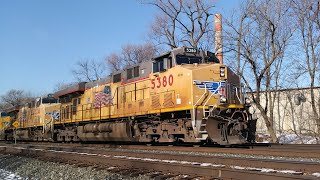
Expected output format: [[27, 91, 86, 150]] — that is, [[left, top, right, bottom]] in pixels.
[[0, 142, 319, 179]]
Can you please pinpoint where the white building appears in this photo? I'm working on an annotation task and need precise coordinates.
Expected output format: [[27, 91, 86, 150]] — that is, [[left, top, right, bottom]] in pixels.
[[251, 87, 320, 135]]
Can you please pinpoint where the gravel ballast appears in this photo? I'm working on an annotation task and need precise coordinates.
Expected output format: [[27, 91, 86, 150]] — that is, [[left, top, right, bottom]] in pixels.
[[0, 154, 152, 180]]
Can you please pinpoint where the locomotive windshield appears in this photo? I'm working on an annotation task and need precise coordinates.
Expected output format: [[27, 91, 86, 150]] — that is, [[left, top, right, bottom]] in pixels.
[[176, 55, 202, 65], [0, 112, 7, 117], [42, 97, 58, 104]]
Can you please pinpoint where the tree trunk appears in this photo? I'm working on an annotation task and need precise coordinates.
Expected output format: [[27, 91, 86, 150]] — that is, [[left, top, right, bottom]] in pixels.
[[266, 121, 278, 143], [256, 103, 278, 143]]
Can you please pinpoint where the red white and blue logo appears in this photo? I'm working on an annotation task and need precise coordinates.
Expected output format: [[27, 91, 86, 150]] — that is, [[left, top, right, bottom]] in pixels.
[[193, 80, 226, 95]]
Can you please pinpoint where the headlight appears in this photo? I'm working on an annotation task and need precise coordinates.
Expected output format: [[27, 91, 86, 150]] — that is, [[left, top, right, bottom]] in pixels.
[[220, 95, 227, 103], [220, 67, 225, 77]]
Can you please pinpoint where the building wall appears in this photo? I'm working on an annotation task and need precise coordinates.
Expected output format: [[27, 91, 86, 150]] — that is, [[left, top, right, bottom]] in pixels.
[[250, 87, 320, 134]]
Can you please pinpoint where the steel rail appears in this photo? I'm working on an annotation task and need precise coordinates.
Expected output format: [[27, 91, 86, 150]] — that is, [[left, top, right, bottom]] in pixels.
[[1, 141, 320, 158], [0, 144, 319, 180], [0, 146, 316, 180]]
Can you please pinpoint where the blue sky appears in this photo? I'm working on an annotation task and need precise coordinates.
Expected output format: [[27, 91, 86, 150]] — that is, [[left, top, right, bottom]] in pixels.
[[0, 0, 238, 96]]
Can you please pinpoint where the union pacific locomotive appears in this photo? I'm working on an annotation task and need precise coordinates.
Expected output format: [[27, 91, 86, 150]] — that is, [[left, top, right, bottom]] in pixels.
[[0, 47, 256, 145]]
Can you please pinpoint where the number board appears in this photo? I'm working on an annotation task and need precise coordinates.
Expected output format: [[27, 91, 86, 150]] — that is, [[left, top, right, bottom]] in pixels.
[[185, 47, 198, 53]]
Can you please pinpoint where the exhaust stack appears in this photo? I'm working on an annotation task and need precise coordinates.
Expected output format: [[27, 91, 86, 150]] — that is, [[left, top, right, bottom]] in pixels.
[[214, 14, 223, 64]]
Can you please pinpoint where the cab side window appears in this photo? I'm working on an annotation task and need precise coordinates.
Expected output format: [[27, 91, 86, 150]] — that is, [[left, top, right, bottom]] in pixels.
[[72, 99, 77, 115], [153, 60, 164, 73], [71, 98, 81, 115], [103, 86, 111, 94], [167, 58, 173, 68], [127, 68, 133, 79], [113, 73, 121, 83], [134, 66, 139, 77], [153, 61, 159, 73]]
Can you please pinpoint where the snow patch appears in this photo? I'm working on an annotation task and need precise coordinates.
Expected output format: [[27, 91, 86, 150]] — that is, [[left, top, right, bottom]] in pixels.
[[127, 157, 141, 160], [141, 158, 159, 162], [259, 133, 318, 144], [200, 163, 212, 167], [113, 155, 127, 158], [279, 170, 303, 175], [33, 148, 44, 151], [14, 147, 25, 150], [260, 168, 277, 173], [0, 169, 22, 180], [312, 173, 320, 177], [231, 165, 303, 175], [231, 166, 246, 170], [77, 152, 97, 156], [180, 161, 191, 164], [161, 160, 178, 163]]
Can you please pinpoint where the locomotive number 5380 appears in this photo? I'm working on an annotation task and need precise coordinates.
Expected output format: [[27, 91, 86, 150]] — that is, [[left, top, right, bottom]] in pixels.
[[151, 74, 174, 89]]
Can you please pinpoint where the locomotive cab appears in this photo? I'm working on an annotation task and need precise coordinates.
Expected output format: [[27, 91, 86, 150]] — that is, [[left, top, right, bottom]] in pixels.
[[152, 46, 244, 108]]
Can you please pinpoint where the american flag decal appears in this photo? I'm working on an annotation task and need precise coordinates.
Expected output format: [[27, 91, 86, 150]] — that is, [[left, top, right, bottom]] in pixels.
[[94, 92, 112, 108], [21, 110, 27, 122], [218, 81, 226, 96]]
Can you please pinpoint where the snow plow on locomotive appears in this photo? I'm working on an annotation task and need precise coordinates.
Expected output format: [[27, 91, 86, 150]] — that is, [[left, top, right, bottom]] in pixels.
[[0, 47, 256, 145]]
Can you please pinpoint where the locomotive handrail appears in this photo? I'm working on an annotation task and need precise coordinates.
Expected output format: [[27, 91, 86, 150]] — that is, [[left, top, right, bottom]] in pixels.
[[203, 83, 221, 117], [193, 83, 208, 107], [241, 83, 246, 104], [192, 83, 208, 123], [235, 87, 241, 103]]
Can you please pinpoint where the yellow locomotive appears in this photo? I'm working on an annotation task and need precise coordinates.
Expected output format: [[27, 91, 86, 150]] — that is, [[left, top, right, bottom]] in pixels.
[[1, 47, 256, 145], [0, 112, 11, 140]]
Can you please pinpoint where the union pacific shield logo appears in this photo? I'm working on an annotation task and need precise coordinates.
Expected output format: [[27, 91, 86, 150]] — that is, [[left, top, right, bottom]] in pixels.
[[193, 80, 226, 95]]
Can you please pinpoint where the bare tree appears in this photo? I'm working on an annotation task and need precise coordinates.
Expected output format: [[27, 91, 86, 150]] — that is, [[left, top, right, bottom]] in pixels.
[[145, 0, 215, 50], [105, 53, 122, 72], [284, 89, 319, 143], [71, 59, 107, 82], [53, 82, 78, 92], [105, 43, 156, 71], [0, 103, 7, 112], [292, 0, 320, 133], [287, 92, 302, 142], [0, 89, 29, 110], [225, 0, 294, 142], [121, 43, 156, 65]]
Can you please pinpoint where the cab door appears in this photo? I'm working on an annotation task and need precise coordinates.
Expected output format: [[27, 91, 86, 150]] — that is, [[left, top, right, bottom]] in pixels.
[[72, 98, 80, 121]]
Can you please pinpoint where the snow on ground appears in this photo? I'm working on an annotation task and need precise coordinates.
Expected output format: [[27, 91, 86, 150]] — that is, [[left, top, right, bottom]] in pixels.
[[0, 169, 22, 180], [278, 134, 318, 144], [257, 133, 319, 144], [230, 166, 303, 175], [312, 173, 320, 177]]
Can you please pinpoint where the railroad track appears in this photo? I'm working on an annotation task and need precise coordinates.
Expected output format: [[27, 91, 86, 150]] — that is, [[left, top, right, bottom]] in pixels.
[[267, 143, 320, 150], [2, 141, 320, 158], [0, 142, 319, 179]]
